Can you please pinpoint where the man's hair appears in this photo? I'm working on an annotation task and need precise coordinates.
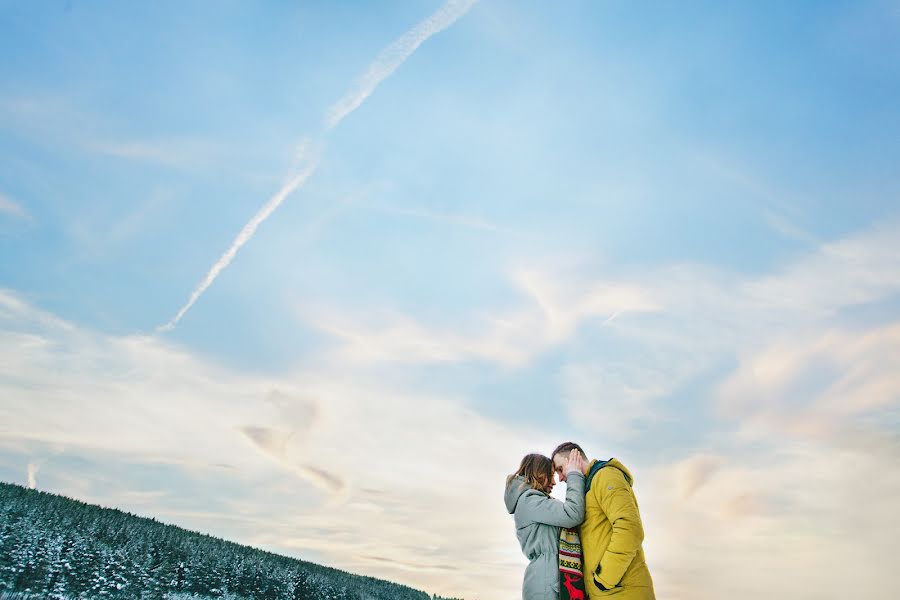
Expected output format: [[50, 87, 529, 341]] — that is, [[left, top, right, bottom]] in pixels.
[[551, 442, 587, 460]]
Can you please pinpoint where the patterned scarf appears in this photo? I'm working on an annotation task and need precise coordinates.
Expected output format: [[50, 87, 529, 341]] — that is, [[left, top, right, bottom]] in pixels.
[[558, 527, 586, 600]]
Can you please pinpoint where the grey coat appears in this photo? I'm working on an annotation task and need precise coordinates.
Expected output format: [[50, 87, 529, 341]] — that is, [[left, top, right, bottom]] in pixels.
[[504, 471, 586, 600]]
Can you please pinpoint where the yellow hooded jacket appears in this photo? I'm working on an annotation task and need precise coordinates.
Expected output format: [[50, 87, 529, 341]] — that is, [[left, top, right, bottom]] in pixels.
[[581, 459, 655, 599]]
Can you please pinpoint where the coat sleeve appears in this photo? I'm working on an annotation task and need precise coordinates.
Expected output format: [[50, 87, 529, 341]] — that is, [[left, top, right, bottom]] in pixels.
[[594, 468, 644, 588], [517, 472, 585, 528]]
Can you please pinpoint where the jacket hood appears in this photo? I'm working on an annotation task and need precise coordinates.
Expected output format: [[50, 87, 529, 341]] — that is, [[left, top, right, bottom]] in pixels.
[[586, 458, 634, 494], [605, 458, 634, 485], [504, 475, 533, 514]]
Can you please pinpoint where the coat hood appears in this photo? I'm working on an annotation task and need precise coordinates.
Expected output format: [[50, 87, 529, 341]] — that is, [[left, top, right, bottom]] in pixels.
[[504, 475, 535, 514], [605, 458, 634, 485], [586, 458, 634, 494]]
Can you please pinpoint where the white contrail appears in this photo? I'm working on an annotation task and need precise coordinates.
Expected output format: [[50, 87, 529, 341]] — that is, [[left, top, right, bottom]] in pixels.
[[27, 461, 39, 489], [601, 310, 622, 326], [158, 160, 318, 332], [326, 0, 479, 129], [159, 0, 479, 332]]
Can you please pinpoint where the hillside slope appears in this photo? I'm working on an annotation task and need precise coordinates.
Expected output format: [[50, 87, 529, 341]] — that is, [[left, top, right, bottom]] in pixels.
[[0, 482, 461, 600]]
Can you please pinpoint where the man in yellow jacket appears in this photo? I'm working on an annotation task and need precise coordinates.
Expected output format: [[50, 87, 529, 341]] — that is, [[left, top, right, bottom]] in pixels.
[[552, 442, 655, 599]]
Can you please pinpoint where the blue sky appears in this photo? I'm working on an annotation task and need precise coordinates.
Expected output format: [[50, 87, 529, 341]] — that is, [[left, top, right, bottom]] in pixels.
[[2, 1, 900, 599]]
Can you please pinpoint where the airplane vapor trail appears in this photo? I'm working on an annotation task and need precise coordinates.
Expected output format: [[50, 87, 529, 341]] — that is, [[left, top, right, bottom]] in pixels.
[[326, 0, 479, 129], [27, 461, 39, 489], [158, 160, 318, 332], [158, 0, 479, 332]]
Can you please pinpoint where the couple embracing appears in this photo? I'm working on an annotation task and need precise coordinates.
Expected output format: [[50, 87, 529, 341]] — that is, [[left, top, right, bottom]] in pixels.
[[504, 443, 655, 600]]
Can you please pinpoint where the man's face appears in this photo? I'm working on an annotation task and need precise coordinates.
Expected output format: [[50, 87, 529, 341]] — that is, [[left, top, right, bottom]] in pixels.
[[553, 454, 569, 483]]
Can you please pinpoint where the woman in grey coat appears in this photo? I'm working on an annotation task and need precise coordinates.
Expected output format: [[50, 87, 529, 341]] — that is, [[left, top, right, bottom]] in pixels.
[[505, 451, 586, 600]]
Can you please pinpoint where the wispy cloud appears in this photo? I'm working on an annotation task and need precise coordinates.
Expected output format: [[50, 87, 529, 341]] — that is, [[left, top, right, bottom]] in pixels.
[[302, 219, 900, 444], [303, 268, 657, 367], [89, 138, 224, 170], [570, 220, 900, 440], [642, 438, 900, 599], [717, 322, 900, 438], [0, 288, 76, 332], [367, 203, 517, 234], [0, 192, 30, 221], [159, 0, 479, 332], [762, 208, 819, 245], [0, 95, 237, 173]]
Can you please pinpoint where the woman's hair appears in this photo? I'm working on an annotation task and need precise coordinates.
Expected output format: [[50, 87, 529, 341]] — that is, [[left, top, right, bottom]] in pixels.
[[507, 453, 554, 492]]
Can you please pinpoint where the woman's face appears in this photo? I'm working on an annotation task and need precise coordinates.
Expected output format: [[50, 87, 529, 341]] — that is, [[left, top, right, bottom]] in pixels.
[[539, 471, 554, 494]]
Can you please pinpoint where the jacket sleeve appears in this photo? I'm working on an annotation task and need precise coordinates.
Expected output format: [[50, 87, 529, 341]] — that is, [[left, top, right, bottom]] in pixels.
[[517, 471, 585, 528], [594, 468, 644, 588]]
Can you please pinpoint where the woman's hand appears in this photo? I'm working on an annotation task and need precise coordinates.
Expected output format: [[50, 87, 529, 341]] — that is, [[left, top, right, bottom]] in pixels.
[[566, 449, 586, 475]]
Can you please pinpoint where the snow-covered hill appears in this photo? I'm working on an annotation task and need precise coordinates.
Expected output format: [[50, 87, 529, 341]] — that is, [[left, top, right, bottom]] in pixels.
[[0, 482, 462, 600]]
